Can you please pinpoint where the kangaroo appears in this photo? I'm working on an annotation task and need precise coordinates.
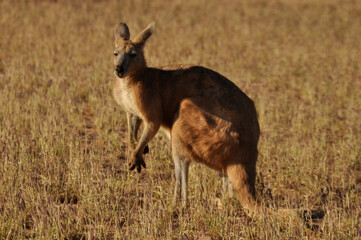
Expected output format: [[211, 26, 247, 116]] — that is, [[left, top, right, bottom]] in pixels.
[[113, 22, 262, 218]]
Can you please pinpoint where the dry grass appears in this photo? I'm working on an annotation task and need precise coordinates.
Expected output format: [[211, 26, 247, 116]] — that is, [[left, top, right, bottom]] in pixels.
[[0, 0, 360, 239]]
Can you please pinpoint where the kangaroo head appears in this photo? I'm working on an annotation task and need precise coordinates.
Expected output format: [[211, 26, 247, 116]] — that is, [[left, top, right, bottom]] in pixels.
[[113, 22, 155, 78]]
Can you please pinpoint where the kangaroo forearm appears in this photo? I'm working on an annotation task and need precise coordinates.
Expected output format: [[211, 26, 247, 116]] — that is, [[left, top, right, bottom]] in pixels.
[[127, 113, 141, 146], [130, 115, 141, 142], [133, 123, 159, 157]]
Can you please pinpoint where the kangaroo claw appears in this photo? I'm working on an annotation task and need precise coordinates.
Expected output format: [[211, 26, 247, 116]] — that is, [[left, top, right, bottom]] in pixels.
[[129, 155, 146, 173]]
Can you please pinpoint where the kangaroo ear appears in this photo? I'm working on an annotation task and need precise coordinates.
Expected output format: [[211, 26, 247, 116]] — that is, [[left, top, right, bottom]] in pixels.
[[114, 22, 130, 41], [134, 22, 155, 47]]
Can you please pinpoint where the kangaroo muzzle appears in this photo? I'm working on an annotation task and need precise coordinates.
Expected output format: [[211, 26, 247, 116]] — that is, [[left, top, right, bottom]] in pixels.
[[115, 65, 125, 77]]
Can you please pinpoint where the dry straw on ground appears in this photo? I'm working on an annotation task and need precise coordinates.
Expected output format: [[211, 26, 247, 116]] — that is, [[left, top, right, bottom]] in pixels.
[[0, 0, 360, 239]]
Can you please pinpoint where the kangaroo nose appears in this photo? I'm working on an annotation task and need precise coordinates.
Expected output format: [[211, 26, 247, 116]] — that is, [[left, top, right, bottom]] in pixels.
[[115, 65, 125, 74]]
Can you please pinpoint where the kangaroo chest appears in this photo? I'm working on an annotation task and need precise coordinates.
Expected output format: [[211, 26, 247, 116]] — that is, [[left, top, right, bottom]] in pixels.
[[113, 79, 142, 117]]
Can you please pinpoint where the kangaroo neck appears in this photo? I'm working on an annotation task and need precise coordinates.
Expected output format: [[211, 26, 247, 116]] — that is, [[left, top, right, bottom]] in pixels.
[[125, 66, 148, 84]]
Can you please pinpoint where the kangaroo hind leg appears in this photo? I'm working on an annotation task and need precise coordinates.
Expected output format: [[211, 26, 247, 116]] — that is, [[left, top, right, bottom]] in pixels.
[[172, 151, 190, 208]]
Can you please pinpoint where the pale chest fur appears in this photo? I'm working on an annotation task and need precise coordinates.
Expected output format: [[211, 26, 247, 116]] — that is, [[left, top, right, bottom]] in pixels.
[[113, 78, 142, 117]]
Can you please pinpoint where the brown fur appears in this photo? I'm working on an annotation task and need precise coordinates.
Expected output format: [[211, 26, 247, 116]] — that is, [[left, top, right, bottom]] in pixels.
[[113, 22, 262, 218]]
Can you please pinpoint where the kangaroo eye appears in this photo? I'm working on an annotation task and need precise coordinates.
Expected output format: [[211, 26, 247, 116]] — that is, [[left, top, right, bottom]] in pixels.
[[113, 52, 118, 57]]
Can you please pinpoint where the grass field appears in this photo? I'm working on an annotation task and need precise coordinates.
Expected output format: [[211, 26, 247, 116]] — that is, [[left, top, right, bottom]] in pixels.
[[0, 0, 360, 239]]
